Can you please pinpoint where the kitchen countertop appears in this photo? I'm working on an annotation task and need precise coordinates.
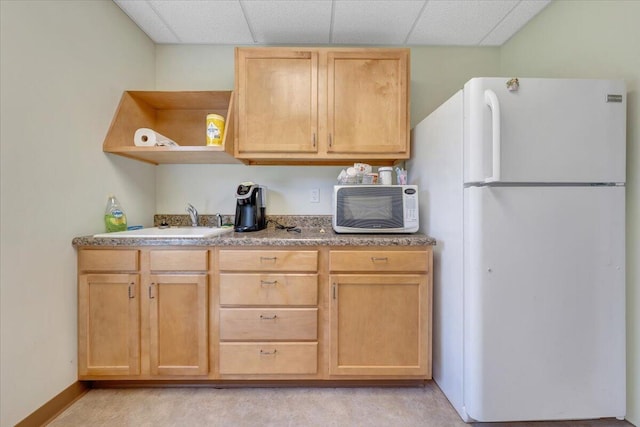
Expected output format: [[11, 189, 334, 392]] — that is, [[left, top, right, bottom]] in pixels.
[[72, 215, 435, 247]]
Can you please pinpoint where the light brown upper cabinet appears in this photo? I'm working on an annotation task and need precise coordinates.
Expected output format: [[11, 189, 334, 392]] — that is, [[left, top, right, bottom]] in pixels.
[[234, 47, 410, 165]]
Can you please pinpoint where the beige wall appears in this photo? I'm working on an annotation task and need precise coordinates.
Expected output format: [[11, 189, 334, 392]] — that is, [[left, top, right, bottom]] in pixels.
[[499, 1, 640, 424], [154, 45, 500, 216], [0, 1, 156, 426]]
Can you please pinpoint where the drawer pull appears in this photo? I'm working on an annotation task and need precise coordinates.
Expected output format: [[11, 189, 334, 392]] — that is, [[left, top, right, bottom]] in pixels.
[[128, 282, 135, 299], [260, 279, 278, 286], [259, 314, 278, 320], [371, 257, 389, 262], [260, 349, 277, 355], [148, 283, 156, 299], [260, 256, 278, 262]]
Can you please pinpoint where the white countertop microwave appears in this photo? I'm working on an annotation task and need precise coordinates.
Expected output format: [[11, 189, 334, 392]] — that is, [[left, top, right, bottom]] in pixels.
[[332, 185, 419, 233]]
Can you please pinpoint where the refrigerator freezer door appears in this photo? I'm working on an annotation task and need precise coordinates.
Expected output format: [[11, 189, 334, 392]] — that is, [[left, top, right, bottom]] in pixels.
[[463, 185, 625, 421], [463, 78, 626, 184]]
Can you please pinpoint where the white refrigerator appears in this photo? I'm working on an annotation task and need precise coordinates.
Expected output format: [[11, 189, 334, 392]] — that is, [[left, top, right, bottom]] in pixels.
[[407, 78, 626, 422]]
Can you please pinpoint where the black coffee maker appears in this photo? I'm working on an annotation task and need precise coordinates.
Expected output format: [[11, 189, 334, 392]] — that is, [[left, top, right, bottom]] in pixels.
[[234, 182, 267, 232]]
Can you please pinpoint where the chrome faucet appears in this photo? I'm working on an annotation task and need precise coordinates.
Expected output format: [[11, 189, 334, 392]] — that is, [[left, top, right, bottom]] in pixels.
[[215, 213, 223, 228], [186, 203, 198, 227]]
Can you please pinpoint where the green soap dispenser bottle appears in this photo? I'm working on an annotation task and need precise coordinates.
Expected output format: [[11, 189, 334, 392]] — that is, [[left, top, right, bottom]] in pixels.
[[104, 194, 127, 232]]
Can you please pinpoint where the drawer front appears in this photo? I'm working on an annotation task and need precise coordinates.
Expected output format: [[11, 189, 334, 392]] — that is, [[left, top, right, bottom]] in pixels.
[[219, 308, 317, 340], [78, 249, 139, 272], [218, 250, 318, 272], [149, 250, 208, 271], [219, 274, 318, 306], [219, 342, 317, 375], [330, 250, 428, 273]]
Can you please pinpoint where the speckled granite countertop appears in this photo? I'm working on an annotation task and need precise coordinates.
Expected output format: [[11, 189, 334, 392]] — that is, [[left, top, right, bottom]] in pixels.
[[72, 215, 436, 247]]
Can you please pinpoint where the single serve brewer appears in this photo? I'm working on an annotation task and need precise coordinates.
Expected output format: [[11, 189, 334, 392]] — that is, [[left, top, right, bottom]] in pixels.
[[234, 182, 267, 232]]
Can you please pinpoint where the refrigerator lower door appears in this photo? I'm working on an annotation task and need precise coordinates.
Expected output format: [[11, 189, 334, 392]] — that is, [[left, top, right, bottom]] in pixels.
[[463, 185, 625, 421]]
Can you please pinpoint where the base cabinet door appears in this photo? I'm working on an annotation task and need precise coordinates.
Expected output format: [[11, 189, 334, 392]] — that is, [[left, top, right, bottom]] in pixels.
[[78, 273, 140, 376], [148, 274, 209, 376], [329, 274, 429, 376]]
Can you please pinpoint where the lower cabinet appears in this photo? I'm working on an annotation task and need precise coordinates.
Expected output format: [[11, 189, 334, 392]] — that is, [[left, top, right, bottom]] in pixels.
[[78, 273, 140, 376], [218, 249, 320, 377], [328, 249, 432, 378], [77, 245, 431, 381], [148, 274, 208, 376], [77, 249, 209, 379]]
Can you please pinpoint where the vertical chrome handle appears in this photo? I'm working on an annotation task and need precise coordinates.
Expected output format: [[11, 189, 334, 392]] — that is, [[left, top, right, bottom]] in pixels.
[[128, 282, 135, 299], [148, 283, 155, 299], [484, 89, 501, 183]]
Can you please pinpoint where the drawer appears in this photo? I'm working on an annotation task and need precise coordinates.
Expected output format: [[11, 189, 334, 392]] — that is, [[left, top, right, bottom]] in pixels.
[[149, 250, 208, 271], [329, 250, 428, 273], [78, 249, 138, 272], [219, 342, 317, 375], [218, 250, 318, 272], [219, 274, 318, 306], [219, 308, 317, 340]]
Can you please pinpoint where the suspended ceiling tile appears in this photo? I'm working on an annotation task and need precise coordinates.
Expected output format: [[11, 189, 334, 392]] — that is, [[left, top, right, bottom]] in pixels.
[[149, 0, 254, 44], [332, 0, 426, 45], [480, 0, 551, 45], [407, 0, 519, 46], [241, 0, 332, 44], [114, 0, 179, 43]]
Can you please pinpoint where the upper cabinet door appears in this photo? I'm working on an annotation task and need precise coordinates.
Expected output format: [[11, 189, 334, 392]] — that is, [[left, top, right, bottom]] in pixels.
[[235, 49, 318, 155], [327, 50, 409, 155]]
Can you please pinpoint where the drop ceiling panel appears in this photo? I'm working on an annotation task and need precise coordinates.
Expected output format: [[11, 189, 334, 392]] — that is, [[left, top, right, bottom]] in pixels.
[[149, 0, 254, 44], [480, 0, 551, 45], [115, 0, 179, 43], [331, 0, 426, 45], [407, 0, 519, 46], [241, 0, 332, 44]]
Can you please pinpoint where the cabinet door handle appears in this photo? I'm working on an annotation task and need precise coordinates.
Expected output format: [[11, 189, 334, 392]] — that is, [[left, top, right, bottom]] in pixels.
[[260, 280, 278, 286], [128, 282, 135, 299], [259, 314, 278, 320], [260, 349, 277, 355], [329, 134, 333, 147], [312, 133, 316, 148], [148, 283, 155, 299], [260, 256, 277, 262], [332, 283, 337, 300], [371, 257, 389, 262]]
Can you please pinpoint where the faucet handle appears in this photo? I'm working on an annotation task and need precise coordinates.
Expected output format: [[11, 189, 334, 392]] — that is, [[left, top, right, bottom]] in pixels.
[[186, 203, 198, 227]]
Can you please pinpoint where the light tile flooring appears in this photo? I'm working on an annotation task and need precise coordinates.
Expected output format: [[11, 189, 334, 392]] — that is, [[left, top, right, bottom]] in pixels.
[[48, 383, 633, 427]]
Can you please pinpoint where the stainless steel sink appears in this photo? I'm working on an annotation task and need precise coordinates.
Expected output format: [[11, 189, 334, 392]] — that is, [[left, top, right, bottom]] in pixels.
[[93, 226, 234, 238]]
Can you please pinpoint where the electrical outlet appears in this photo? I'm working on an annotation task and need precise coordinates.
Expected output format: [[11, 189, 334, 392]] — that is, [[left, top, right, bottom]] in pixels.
[[310, 188, 320, 203]]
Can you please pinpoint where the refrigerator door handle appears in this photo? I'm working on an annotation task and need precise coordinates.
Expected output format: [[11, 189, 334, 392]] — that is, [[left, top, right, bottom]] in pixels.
[[484, 89, 501, 183]]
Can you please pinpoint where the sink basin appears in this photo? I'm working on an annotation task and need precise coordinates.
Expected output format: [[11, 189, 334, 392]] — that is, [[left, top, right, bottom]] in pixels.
[[93, 226, 234, 238]]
